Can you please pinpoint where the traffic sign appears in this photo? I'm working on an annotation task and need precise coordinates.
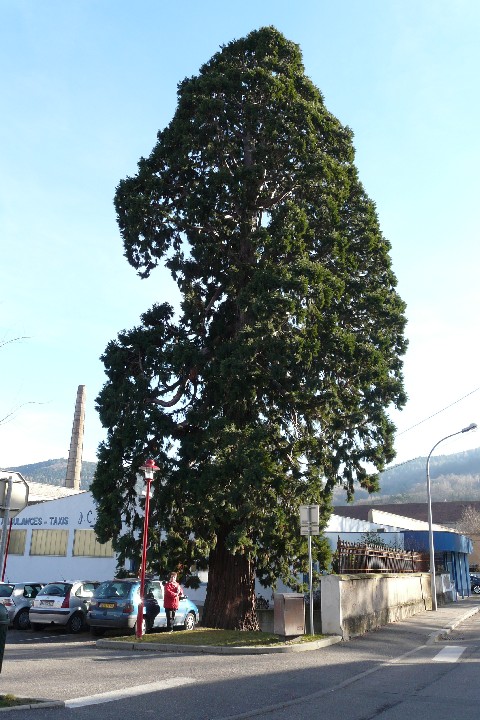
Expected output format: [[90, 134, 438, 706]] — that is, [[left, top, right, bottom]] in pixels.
[[300, 504, 320, 535]]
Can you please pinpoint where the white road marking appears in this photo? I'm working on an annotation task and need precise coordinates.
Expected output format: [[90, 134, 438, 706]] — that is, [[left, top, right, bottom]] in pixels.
[[65, 677, 196, 708], [93, 654, 151, 660], [433, 645, 466, 662]]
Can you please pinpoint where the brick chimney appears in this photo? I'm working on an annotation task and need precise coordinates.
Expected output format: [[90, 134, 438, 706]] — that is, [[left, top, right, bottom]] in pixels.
[[65, 385, 86, 490]]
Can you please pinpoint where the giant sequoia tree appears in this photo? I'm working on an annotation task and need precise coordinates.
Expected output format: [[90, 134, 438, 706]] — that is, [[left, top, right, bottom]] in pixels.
[[92, 27, 407, 630]]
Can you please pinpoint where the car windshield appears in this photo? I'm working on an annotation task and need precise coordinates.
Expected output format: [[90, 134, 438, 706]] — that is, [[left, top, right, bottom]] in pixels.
[[38, 583, 72, 597], [95, 582, 135, 599], [0, 585, 14, 598]]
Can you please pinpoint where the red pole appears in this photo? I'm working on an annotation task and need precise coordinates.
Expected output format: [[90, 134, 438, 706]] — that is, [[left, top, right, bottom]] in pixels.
[[2, 519, 13, 581], [136, 474, 151, 638]]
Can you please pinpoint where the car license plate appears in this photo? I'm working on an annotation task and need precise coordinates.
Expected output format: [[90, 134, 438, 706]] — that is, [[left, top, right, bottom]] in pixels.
[[40, 600, 54, 606], [98, 602, 115, 609]]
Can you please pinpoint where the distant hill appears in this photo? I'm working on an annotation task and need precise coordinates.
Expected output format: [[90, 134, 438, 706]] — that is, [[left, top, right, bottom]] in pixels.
[[5, 458, 96, 491], [334, 447, 480, 505], [4, 446, 480, 504]]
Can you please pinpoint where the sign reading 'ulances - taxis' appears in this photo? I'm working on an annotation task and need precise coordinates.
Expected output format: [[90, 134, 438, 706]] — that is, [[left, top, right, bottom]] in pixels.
[[12, 515, 69, 527]]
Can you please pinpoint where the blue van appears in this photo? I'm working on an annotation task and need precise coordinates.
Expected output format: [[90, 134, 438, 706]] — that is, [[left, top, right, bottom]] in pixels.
[[87, 578, 199, 636]]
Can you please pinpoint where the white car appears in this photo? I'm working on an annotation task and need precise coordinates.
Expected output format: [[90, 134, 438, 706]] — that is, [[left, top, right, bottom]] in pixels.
[[29, 580, 99, 633], [0, 582, 44, 630]]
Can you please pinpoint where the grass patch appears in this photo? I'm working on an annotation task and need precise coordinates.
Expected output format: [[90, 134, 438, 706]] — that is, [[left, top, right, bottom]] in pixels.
[[0, 694, 42, 708], [110, 628, 325, 647]]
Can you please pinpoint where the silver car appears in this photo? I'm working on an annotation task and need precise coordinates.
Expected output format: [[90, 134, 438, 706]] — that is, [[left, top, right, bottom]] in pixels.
[[29, 580, 99, 634], [0, 582, 44, 630]]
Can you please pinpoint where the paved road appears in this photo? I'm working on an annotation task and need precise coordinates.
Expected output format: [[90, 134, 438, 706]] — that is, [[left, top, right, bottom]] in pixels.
[[1, 599, 480, 719]]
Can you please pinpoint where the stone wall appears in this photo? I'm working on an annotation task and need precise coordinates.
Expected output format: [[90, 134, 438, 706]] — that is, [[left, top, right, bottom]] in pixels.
[[320, 573, 432, 640]]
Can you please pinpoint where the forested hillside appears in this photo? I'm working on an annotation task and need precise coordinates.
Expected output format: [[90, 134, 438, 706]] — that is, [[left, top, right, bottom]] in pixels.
[[4, 447, 480, 502], [333, 447, 480, 505], [6, 458, 96, 490]]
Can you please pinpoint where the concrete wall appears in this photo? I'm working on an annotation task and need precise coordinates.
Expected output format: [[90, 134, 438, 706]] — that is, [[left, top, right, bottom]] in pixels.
[[320, 573, 432, 640]]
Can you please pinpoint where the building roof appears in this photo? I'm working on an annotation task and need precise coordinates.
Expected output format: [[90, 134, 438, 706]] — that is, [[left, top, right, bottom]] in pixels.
[[333, 501, 480, 527], [26, 481, 85, 504]]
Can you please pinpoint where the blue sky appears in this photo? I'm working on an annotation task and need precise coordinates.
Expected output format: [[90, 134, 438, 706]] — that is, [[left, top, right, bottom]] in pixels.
[[1, 0, 479, 469]]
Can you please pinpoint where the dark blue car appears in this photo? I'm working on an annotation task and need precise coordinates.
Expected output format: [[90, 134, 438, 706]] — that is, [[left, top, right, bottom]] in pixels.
[[87, 578, 199, 636], [471, 574, 480, 594]]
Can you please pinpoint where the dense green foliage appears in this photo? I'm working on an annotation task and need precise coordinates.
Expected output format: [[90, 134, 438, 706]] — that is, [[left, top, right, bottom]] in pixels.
[[92, 27, 407, 628]]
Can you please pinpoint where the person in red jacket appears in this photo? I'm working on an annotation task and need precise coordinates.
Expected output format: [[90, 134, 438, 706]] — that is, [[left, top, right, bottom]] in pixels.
[[163, 572, 183, 632]]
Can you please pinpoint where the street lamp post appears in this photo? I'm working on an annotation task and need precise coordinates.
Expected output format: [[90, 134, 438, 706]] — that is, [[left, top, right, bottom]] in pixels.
[[426, 423, 477, 611], [136, 459, 159, 638]]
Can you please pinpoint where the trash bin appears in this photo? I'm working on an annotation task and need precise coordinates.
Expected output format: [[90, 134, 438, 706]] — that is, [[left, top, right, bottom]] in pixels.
[[0, 603, 9, 674], [273, 593, 305, 637]]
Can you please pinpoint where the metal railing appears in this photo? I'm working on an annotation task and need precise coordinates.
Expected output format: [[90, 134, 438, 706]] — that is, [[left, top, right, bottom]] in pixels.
[[336, 538, 429, 574]]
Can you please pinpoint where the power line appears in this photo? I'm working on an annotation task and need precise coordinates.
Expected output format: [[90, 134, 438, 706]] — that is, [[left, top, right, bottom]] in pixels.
[[396, 386, 480, 437], [381, 386, 480, 473]]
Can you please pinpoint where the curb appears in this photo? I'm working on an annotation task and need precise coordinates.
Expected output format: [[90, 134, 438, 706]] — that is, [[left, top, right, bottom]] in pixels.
[[426, 604, 480, 645], [0, 701, 65, 713], [96, 634, 342, 654]]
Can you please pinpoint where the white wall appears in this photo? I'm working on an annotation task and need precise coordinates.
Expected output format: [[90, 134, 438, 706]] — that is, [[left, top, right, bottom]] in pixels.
[[320, 573, 432, 639], [1, 492, 117, 583], [368, 509, 453, 532]]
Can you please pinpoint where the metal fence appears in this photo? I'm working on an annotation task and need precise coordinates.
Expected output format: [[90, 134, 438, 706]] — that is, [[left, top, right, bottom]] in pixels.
[[336, 538, 429, 574]]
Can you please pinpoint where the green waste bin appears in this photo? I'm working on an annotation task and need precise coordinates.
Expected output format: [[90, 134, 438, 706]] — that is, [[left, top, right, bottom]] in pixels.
[[0, 603, 8, 673]]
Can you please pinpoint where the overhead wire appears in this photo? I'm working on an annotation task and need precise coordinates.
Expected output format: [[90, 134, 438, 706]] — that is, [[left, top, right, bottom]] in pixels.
[[383, 385, 480, 472], [396, 386, 480, 437]]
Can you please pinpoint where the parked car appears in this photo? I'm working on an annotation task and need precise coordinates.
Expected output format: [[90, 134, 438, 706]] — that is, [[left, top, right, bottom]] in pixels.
[[29, 580, 100, 633], [87, 578, 199, 636], [471, 574, 480, 594], [0, 582, 44, 630]]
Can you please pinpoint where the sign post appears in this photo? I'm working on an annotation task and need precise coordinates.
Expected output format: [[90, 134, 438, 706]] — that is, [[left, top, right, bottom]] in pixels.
[[0, 473, 29, 578], [300, 504, 320, 635]]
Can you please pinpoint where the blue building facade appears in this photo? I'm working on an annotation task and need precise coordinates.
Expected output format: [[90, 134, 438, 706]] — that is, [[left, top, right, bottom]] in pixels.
[[403, 530, 473, 598]]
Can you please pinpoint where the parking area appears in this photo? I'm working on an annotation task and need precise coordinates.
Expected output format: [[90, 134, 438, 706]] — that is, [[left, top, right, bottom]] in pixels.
[[4, 623, 179, 647], [5, 625, 95, 646], [1, 605, 479, 719]]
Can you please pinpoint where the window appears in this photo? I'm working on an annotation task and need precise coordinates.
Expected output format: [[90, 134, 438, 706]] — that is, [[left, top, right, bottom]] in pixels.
[[0, 585, 14, 598], [146, 581, 163, 601], [38, 583, 72, 597], [75, 582, 99, 597], [23, 584, 42, 599], [72, 530, 114, 557], [30, 530, 68, 556], [0, 530, 27, 555]]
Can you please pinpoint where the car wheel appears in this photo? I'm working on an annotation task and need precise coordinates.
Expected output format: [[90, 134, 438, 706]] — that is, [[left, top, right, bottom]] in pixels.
[[184, 612, 196, 631], [67, 613, 85, 634], [13, 608, 31, 631], [472, 583, 480, 594], [90, 627, 105, 637]]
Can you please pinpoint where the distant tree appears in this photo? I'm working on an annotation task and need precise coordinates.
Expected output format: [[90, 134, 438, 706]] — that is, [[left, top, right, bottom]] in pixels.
[[360, 532, 387, 547], [92, 27, 407, 630], [457, 505, 480, 534], [360, 531, 403, 551]]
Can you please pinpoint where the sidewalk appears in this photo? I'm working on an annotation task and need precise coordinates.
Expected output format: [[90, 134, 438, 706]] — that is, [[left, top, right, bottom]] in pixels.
[[96, 596, 480, 655], [392, 594, 480, 645]]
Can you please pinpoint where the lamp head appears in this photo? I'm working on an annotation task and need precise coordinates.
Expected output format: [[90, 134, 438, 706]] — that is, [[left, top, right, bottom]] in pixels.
[[461, 423, 477, 433], [139, 458, 160, 480]]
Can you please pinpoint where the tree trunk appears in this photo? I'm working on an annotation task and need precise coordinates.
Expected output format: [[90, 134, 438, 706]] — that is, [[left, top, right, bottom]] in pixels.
[[201, 533, 259, 630]]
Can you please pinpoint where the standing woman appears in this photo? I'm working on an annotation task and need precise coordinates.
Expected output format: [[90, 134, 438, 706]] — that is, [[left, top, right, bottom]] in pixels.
[[163, 572, 182, 632]]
